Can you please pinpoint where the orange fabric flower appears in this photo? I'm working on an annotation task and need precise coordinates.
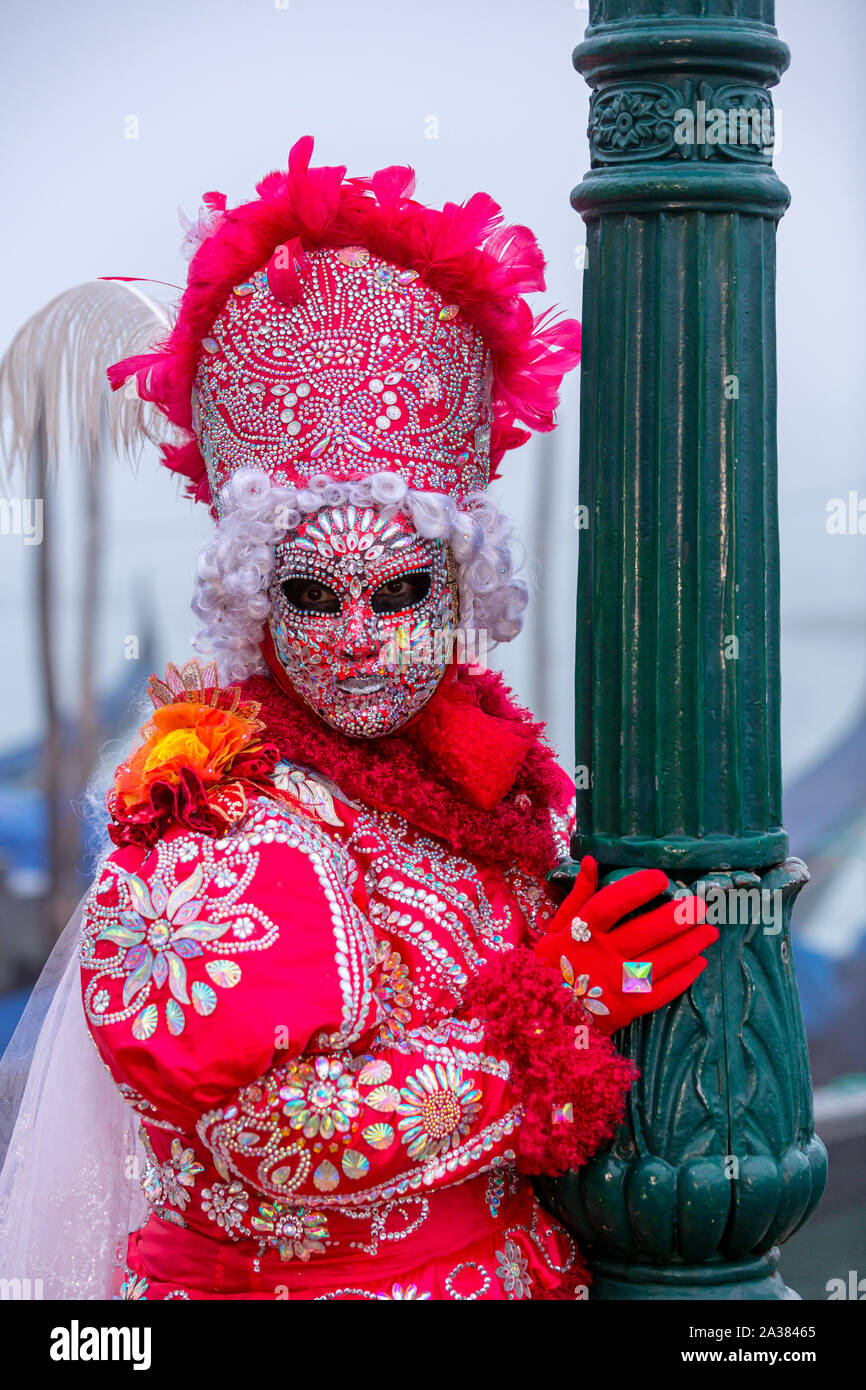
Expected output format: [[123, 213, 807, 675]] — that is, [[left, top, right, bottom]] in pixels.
[[114, 704, 263, 811]]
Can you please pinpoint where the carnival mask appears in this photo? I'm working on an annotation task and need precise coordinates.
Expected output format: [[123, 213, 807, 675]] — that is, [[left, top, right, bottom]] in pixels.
[[267, 503, 459, 737]]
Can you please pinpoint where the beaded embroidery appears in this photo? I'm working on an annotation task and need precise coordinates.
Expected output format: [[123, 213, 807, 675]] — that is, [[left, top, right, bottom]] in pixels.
[[85, 729, 585, 1297], [81, 791, 379, 1048], [80, 838, 280, 1040], [194, 247, 493, 513]]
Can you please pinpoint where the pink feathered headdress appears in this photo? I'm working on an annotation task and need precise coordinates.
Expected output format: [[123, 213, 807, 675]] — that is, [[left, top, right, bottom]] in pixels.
[[108, 136, 581, 510]]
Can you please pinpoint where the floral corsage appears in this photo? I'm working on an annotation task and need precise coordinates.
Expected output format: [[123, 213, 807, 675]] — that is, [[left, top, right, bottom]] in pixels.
[[107, 661, 280, 849]]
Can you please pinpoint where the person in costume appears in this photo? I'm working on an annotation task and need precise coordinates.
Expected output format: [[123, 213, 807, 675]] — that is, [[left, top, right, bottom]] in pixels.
[[2, 138, 716, 1301]]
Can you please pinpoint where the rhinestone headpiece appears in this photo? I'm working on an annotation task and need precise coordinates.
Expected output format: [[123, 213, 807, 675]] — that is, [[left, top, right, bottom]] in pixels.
[[194, 245, 493, 514]]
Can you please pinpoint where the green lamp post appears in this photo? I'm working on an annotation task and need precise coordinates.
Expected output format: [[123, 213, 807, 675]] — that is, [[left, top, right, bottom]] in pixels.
[[541, 0, 827, 1299]]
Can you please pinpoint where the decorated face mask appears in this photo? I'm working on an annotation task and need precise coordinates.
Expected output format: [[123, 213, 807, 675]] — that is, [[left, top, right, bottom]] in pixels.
[[267, 503, 459, 737]]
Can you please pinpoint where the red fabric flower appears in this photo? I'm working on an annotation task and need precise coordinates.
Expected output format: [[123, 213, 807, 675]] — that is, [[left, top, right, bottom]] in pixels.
[[108, 671, 280, 848], [410, 675, 535, 811]]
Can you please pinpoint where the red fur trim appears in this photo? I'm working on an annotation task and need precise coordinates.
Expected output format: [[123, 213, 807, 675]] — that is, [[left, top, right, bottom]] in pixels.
[[463, 947, 637, 1177], [241, 664, 573, 877], [107, 135, 581, 504]]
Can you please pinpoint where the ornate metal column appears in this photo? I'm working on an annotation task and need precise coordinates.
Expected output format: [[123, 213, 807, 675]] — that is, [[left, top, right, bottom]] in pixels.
[[542, 0, 827, 1299]]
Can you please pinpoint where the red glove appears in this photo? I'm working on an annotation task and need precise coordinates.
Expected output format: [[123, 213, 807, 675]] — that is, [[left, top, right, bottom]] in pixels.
[[533, 857, 717, 1036]]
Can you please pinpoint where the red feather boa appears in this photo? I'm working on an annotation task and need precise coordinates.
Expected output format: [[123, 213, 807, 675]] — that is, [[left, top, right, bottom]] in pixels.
[[240, 658, 574, 877]]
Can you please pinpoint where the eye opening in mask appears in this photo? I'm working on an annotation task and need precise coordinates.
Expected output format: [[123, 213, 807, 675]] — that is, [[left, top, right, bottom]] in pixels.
[[278, 567, 434, 617], [370, 569, 432, 613], [279, 576, 341, 614]]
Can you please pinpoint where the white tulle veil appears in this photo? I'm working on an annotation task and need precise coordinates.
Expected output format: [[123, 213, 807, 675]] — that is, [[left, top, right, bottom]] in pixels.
[[0, 280, 172, 1299], [0, 274, 379, 1300], [0, 901, 147, 1299]]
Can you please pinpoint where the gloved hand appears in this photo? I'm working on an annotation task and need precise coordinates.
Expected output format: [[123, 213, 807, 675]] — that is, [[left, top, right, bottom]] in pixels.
[[533, 856, 717, 1036]]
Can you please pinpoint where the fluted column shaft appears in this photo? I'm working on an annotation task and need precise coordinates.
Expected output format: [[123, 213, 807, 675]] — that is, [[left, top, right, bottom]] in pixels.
[[540, 0, 826, 1300], [572, 1, 789, 872]]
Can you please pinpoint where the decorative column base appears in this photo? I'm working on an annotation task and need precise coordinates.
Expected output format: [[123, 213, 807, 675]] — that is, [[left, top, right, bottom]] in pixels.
[[541, 858, 827, 1299], [586, 1250, 798, 1301]]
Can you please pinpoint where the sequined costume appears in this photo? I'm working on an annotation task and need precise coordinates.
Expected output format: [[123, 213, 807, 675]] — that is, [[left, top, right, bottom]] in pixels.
[[80, 656, 635, 1301], [0, 137, 717, 1302], [61, 135, 714, 1301]]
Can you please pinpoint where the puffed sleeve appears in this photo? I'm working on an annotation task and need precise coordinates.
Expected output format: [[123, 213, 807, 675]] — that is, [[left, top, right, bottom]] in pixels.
[[81, 796, 634, 1213], [195, 1019, 522, 1202], [79, 803, 379, 1134], [81, 803, 530, 1200]]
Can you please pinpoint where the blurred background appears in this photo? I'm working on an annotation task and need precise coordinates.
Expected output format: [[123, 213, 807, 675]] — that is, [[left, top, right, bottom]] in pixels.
[[0, 0, 862, 1297]]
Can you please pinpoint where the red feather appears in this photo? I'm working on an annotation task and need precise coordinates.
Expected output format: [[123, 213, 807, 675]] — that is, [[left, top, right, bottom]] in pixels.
[[107, 134, 581, 506]]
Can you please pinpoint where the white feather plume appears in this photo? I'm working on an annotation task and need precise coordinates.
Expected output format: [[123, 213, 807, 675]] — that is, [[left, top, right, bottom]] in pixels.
[[0, 279, 176, 482]]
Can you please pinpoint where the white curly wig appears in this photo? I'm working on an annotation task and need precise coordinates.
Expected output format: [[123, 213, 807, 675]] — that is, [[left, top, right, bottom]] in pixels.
[[191, 468, 530, 681]]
